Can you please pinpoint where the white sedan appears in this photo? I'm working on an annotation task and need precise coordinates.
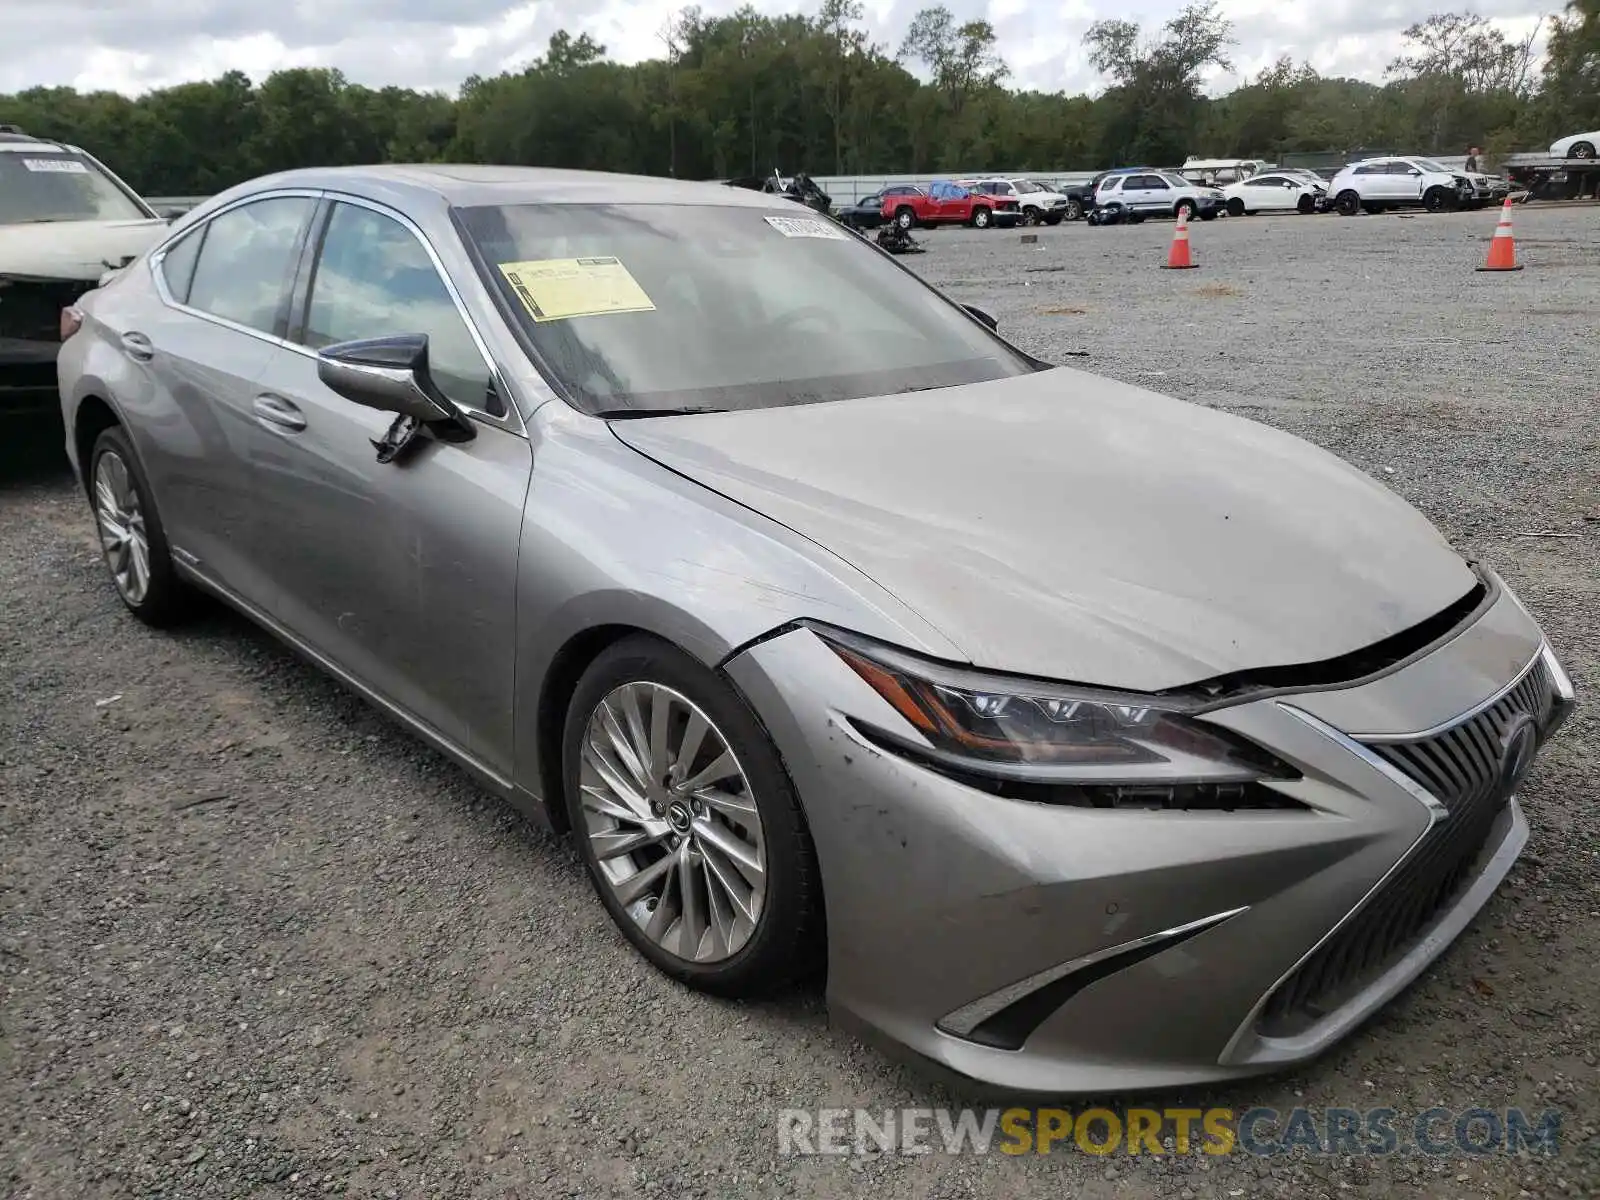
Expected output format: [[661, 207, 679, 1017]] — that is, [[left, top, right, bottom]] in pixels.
[[1550, 129, 1599, 159], [1220, 171, 1325, 216]]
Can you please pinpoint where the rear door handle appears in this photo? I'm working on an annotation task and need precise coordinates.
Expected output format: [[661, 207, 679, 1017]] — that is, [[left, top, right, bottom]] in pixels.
[[120, 331, 154, 361], [252, 393, 306, 433]]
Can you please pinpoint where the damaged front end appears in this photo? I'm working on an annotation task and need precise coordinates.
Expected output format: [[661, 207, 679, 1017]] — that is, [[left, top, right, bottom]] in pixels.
[[0, 270, 111, 416]]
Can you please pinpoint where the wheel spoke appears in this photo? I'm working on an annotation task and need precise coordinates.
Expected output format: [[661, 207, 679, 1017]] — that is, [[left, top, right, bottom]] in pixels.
[[613, 853, 674, 906], [704, 869, 737, 957], [128, 533, 150, 600], [699, 839, 759, 925], [695, 786, 757, 821], [677, 748, 740, 793], [673, 711, 709, 778], [677, 845, 707, 959], [598, 700, 651, 793], [692, 816, 764, 887], [582, 739, 650, 820], [643, 881, 680, 942], [591, 824, 670, 861], [649, 687, 672, 784], [579, 782, 641, 824], [617, 685, 653, 778]]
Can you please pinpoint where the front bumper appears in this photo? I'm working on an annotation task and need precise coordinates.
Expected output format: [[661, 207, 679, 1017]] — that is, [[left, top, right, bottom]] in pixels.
[[1, 336, 63, 415], [725, 578, 1570, 1093]]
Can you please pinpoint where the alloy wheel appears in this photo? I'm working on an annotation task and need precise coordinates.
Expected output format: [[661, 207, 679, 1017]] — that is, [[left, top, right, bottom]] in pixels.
[[93, 450, 150, 605], [578, 681, 767, 964]]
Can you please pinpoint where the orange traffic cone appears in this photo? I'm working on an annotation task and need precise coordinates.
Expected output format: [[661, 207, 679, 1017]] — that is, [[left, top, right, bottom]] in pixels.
[[1162, 209, 1198, 270], [1477, 196, 1523, 272]]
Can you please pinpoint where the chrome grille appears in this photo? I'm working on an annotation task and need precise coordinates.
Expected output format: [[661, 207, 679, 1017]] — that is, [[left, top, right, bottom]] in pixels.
[[1257, 657, 1555, 1037]]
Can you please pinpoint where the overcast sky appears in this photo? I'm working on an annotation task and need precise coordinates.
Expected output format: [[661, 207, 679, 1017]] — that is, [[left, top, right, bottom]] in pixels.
[[0, 0, 1551, 100]]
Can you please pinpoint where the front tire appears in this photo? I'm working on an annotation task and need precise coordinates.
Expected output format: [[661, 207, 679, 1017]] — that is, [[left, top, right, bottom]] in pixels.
[[1175, 199, 1196, 221], [562, 635, 824, 998], [1065, 197, 1083, 221], [1571, 142, 1595, 159], [88, 425, 194, 627], [1336, 190, 1360, 216], [894, 206, 915, 231], [1225, 197, 1245, 217], [1297, 194, 1315, 214], [1423, 186, 1454, 213], [972, 206, 992, 229]]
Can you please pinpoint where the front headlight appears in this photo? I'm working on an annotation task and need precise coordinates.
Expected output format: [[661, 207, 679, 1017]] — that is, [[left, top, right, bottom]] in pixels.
[[812, 626, 1300, 797]]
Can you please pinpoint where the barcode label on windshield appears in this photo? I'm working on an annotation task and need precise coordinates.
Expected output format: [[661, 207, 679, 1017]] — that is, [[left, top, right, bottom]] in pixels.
[[21, 158, 89, 174], [764, 215, 848, 240]]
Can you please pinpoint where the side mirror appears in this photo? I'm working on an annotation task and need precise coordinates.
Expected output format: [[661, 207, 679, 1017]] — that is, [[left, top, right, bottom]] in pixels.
[[316, 333, 462, 426], [157, 207, 187, 222], [963, 305, 998, 332]]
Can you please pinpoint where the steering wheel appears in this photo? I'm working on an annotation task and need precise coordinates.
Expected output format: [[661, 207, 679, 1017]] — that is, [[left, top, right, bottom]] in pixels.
[[770, 304, 841, 336]]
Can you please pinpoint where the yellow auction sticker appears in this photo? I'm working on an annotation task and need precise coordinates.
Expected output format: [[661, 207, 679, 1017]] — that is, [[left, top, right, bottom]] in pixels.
[[497, 256, 656, 322]]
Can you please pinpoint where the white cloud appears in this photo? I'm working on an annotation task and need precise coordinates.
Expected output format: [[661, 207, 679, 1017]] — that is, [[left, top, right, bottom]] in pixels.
[[0, 0, 1552, 99]]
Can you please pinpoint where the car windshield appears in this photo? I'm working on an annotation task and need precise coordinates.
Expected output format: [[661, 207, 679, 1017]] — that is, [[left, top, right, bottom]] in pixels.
[[1013, 179, 1047, 193], [456, 202, 1040, 415], [1413, 159, 1451, 173], [0, 151, 152, 224], [1160, 173, 1192, 188]]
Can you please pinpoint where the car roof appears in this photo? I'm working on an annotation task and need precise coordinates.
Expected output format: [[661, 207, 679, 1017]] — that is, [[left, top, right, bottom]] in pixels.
[[218, 164, 805, 212], [0, 134, 84, 154]]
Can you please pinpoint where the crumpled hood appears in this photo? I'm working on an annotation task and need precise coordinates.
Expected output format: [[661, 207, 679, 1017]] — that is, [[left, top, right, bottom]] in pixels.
[[612, 368, 1479, 691], [0, 218, 167, 282]]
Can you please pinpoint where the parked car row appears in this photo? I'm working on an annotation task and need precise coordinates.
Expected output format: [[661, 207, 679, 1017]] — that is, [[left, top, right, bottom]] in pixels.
[[1321, 156, 1512, 215]]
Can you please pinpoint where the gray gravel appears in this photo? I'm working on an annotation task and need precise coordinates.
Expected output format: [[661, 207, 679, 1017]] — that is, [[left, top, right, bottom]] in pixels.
[[3, 203, 1598, 1198]]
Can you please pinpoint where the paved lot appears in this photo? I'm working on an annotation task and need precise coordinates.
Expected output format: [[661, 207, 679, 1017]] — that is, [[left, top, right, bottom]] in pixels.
[[3, 205, 1598, 1199]]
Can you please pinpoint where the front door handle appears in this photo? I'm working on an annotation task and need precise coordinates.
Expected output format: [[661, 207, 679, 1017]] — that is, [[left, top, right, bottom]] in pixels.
[[252, 393, 306, 433], [120, 331, 154, 361]]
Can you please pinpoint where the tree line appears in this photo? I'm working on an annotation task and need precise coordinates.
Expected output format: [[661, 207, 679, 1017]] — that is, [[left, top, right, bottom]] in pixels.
[[2, 0, 1596, 198]]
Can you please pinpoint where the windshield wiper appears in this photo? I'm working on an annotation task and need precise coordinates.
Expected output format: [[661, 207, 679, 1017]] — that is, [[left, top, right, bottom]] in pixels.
[[591, 406, 729, 419]]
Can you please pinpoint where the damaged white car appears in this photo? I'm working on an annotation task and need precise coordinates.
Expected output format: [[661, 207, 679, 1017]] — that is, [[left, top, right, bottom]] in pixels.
[[1, 126, 170, 416]]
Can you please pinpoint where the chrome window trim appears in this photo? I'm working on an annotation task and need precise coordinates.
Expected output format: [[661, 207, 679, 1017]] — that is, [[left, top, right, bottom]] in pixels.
[[146, 186, 526, 440], [147, 186, 326, 350]]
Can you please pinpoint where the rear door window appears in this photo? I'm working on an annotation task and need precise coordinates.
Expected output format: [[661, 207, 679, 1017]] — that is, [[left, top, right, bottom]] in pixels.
[[185, 196, 316, 336]]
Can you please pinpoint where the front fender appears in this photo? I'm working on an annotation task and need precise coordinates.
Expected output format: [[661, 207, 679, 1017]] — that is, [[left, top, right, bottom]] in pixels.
[[510, 402, 964, 811]]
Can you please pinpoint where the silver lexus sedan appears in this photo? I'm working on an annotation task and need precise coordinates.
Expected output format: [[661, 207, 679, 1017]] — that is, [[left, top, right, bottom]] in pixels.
[[57, 166, 1575, 1093]]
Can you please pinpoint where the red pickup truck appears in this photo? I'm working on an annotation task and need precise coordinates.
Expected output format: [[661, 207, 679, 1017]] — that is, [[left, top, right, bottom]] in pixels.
[[881, 181, 1016, 231]]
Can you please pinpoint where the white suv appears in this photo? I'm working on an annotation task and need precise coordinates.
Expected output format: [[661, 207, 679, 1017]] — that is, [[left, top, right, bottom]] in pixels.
[[959, 177, 1071, 225], [1091, 171, 1224, 222], [1325, 156, 1469, 215]]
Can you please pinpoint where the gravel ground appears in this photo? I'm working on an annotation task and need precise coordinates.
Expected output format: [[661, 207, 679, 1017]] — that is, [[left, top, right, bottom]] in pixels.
[[3, 203, 1598, 1199]]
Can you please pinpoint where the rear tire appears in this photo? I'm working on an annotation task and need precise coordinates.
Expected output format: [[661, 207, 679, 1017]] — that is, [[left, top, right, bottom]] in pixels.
[[88, 425, 195, 627], [562, 635, 825, 998]]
